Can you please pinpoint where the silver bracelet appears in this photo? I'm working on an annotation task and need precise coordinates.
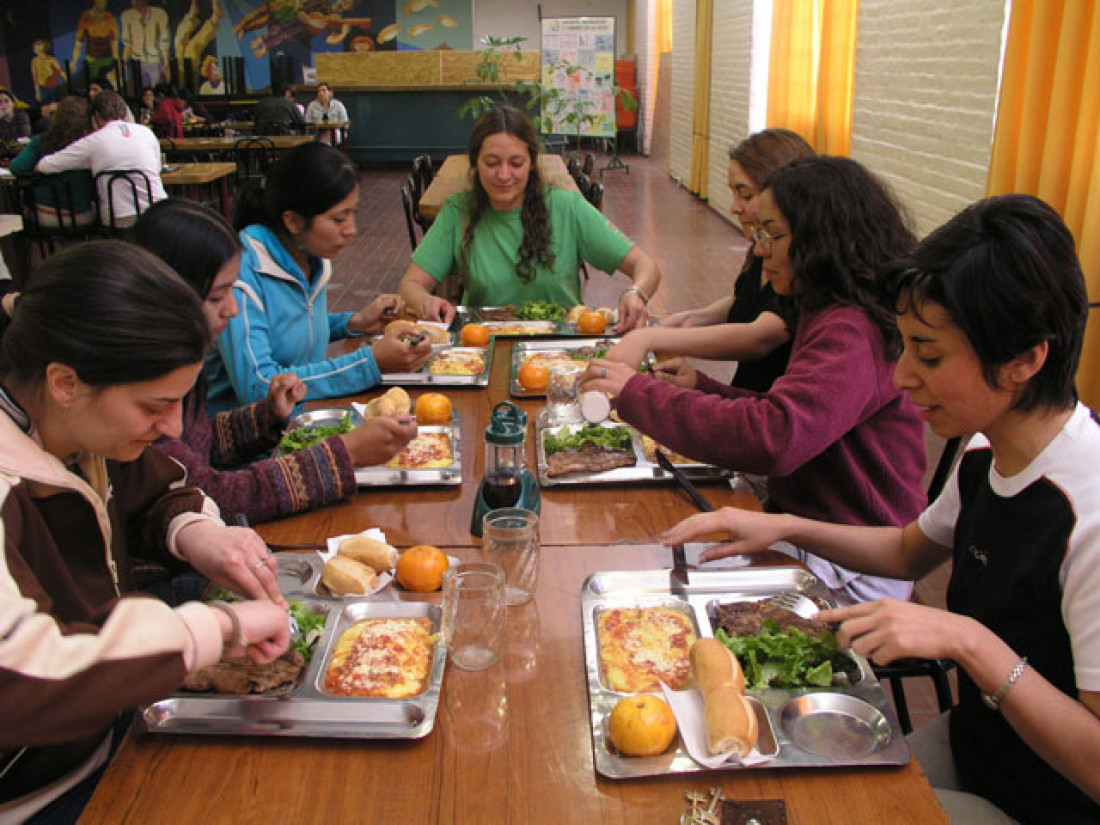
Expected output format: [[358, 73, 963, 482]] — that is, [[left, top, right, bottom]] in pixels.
[[209, 601, 249, 648], [621, 286, 649, 305], [981, 656, 1028, 711]]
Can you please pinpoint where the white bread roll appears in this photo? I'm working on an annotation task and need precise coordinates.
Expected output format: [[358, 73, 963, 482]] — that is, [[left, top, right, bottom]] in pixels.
[[417, 324, 450, 344], [365, 396, 397, 418], [691, 637, 746, 695], [566, 305, 589, 324], [385, 319, 417, 336], [338, 536, 398, 572], [321, 556, 378, 595], [383, 387, 411, 415], [704, 691, 758, 758]]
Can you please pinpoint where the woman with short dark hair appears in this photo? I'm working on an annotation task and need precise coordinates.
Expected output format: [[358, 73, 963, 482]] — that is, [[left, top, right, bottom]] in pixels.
[[0, 88, 31, 143], [206, 142, 431, 411], [0, 240, 289, 822]]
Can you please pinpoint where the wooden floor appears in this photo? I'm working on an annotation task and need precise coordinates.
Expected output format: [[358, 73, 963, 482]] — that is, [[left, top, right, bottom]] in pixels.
[[332, 152, 954, 733]]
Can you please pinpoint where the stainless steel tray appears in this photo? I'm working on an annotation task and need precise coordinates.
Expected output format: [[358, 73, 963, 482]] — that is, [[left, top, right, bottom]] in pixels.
[[510, 338, 616, 397], [581, 565, 910, 778], [380, 345, 492, 386], [536, 420, 733, 486], [456, 306, 622, 338], [354, 419, 462, 487], [139, 600, 446, 739]]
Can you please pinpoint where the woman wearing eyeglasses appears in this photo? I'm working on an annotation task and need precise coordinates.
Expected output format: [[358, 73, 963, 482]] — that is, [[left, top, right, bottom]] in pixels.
[[582, 156, 926, 605], [604, 129, 813, 393]]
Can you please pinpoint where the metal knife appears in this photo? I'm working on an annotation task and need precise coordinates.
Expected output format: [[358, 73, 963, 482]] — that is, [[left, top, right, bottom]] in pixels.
[[655, 449, 715, 513], [670, 543, 689, 595]]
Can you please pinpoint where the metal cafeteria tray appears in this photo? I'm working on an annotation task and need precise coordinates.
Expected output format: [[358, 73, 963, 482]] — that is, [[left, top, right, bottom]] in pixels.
[[580, 565, 910, 778], [139, 600, 446, 739], [536, 420, 733, 486], [379, 345, 492, 386], [354, 418, 462, 487], [455, 306, 563, 337], [510, 338, 616, 397]]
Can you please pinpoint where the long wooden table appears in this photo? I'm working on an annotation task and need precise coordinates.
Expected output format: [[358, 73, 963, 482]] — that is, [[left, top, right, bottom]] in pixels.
[[80, 340, 947, 823], [160, 135, 315, 155], [418, 154, 577, 220], [161, 162, 236, 221]]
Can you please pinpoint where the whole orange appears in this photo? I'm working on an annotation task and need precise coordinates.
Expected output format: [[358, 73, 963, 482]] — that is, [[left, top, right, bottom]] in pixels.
[[460, 323, 490, 347], [607, 694, 678, 757], [395, 545, 450, 592], [576, 310, 607, 335], [415, 392, 453, 425], [517, 361, 549, 392]]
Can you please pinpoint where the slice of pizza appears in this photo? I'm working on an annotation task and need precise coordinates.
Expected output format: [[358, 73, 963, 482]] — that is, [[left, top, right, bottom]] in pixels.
[[596, 606, 697, 692], [385, 432, 454, 469], [322, 617, 435, 698]]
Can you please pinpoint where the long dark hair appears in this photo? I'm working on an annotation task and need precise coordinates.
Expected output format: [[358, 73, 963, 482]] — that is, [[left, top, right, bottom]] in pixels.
[[39, 96, 90, 156], [234, 141, 357, 232], [763, 156, 916, 349], [462, 105, 554, 284], [886, 195, 1086, 413], [0, 241, 208, 388], [132, 199, 240, 298]]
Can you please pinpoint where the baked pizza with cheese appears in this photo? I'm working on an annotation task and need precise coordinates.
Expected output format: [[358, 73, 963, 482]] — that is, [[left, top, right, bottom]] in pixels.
[[482, 321, 557, 336], [323, 617, 435, 698], [427, 349, 485, 375], [385, 432, 454, 469], [597, 606, 697, 692]]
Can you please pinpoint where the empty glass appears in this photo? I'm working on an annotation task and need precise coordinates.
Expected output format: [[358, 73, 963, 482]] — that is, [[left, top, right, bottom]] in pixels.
[[441, 562, 506, 670], [482, 508, 540, 606], [545, 362, 585, 425]]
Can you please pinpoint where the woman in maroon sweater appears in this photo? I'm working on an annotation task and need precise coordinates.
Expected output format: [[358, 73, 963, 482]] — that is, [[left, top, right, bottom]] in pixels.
[[134, 199, 417, 524], [582, 157, 927, 604]]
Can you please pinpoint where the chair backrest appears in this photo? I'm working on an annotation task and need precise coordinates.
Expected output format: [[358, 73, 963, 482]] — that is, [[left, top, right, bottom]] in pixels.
[[234, 137, 276, 183], [412, 154, 434, 192], [566, 157, 582, 178], [400, 183, 419, 252], [582, 152, 595, 176], [573, 172, 591, 196], [94, 169, 155, 230], [407, 173, 433, 232], [586, 181, 605, 211]]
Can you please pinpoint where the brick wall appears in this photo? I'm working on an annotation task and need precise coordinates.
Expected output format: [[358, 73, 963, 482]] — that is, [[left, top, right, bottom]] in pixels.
[[668, 0, 697, 184], [706, 0, 755, 221]]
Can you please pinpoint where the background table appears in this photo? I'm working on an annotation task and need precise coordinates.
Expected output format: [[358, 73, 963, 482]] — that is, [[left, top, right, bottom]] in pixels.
[[418, 154, 577, 220], [161, 162, 236, 221], [160, 135, 315, 156]]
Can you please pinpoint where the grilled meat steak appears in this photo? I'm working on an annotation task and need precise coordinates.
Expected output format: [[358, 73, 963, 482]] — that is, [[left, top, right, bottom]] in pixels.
[[546, 441, 636, 477], [475, 305, 518, 321], [713, 601, 829, 638], [182, 650, 307, 694]]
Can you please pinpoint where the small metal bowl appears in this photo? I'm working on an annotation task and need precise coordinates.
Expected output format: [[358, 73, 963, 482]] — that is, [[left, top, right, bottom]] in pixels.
[[288, 407, 363, 431], [780, 693, 891, 758]]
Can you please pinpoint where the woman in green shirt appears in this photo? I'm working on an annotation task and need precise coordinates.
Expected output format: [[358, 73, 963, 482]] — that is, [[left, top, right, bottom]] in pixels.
[[398, 106, 661, 332]]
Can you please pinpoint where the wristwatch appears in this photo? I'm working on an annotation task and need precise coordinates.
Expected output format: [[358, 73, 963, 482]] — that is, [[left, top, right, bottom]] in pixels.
[[621, 286, 649, 304], [981, 657, 1028, 711]]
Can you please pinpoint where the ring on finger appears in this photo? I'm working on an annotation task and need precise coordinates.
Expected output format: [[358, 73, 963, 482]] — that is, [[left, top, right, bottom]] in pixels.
[[253, 557, 271, 571], [598, 367, 608, 378]]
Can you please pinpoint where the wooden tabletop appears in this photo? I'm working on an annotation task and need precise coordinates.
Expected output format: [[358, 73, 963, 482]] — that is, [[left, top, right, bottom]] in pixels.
[[0, 213, 22, 237], [160, 135, 315, 154], [161, 162, 237, 186], [80, 339, 946, 824], [418, 154, 578, 219]]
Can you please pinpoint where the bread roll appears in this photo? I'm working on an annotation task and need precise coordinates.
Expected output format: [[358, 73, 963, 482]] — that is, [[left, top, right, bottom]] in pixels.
[[704, 691, 758, 758], [338, 536, 398, 572], [385, 319, 418, 336], [365, 396, 397, 418], [383, 387, 411, 415], [321, 556, 378, 595], [691, 637, 746, 695], [417, 324, 450, 344]]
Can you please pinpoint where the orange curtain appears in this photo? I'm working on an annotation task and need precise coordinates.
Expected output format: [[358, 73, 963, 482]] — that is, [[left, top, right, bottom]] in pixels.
[[655, 0, 673, 54], [987, 0, 1100, 408], [688, 0, 714, 197], [767, 0, 859, 155]]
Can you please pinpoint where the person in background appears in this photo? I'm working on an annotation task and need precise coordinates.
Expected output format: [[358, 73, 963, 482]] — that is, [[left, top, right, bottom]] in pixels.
[[398, 105, 661, 332], [664, 195, 1100, 824], [135, 85, 155, 125], [35, 90, 166, 228], [71, 0, 119, 92], [206, 142, 432, 411], [134, 199, 418, 524], [89, 76, 135, 122], [179, 87, 212, 125], [0, 89, 31, 143], [151, 82, 184, 138], [253, 81, 305, 135], [305, 82, 348, 146], [583, 156, 927, 605], [0, 241, 289, 823], [605, 128, 814, 392], [120, 0, 170, 86], [10, 96, 97, 228], [285, 87, 305, 118], [30, 39, 67, 104]]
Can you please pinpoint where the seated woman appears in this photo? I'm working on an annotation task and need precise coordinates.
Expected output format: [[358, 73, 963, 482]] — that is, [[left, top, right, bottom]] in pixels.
[[583, 156, 926, 604], [398, 105, 662, 333], [606, 128, 814, 392], [134, 199, 417, 524], [9, 95, 97, 228], [664, 195, 1100, 823], [206, 142, 432, 412], [0, 241, 289, 822], [305, 82, 348, 146]]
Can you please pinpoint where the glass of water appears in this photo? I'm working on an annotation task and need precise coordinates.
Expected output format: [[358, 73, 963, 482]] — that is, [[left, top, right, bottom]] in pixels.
[[545, 362, 585, 426], [482, 508, 540, 606], [441, 562, 506, 670]]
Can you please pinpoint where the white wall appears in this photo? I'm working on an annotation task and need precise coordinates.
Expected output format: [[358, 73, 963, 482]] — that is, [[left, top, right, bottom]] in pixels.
[[668, 0, 696, 184], [706, 0, 755, 220], [473, 0, 631, 55]]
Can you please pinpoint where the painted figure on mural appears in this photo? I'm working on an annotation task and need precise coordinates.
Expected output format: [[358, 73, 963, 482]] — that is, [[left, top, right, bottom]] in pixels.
[[31, 40, 67, 104], [71, 0, 120, 89], [175, 0, 224, 78], [233, 0, 369, 59], [198, 55, 226, 96], [121, 0, 171, 86]]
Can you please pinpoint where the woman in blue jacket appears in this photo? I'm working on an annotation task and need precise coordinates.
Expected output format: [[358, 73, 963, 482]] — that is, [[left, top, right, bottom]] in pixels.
[[206, 142, 431, 412]]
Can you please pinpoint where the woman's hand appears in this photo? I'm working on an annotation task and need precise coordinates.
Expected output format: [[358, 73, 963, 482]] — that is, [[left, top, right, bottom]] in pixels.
[[615, 290, 650, 333], [652, 356, 698, 389], [340, 415, 418, 467], [662, 507, 791, 561], [818, 600, 981, 667], [604, 329, 654, 371], [578, 357, 639, 399], [264, 373, 307, 421], [370, 327, 433, 373], [660, 309, 702, 329], [348, 294, 405, 335], [420, 294, 456, 325], [216, 600, 291, 665], [176, 521, 286, 606]]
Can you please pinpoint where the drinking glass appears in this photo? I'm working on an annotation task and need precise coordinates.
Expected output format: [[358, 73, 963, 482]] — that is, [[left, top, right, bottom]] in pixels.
[[545, 362, 585, 425], [441, 562, 506, 670], [482, 508, 540, 606]]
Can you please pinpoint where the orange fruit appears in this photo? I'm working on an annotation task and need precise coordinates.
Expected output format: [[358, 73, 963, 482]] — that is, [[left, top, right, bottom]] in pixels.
[[607, 694, 678, 757], [395, 545, 450, 592], [415, 392, 453, 425], [517, 361, 549, 391], [460, 323, 490, 347], [576, 310, 607, 335]]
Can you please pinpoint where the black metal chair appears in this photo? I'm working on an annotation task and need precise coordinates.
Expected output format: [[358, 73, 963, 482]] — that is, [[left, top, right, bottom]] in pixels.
[[14, 173, 101, 260], [581, 152, 595, 177], [234, 137, 276, 185], [400, 183, 419, 252], [412, 153, 434, 193], [586, 181, 605, 211], [93, 169, 156, 234], [406, 172, 433, 234]]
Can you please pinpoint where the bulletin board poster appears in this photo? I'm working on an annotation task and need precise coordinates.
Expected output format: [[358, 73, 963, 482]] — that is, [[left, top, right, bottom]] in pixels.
[[540, 16, 617, 139]]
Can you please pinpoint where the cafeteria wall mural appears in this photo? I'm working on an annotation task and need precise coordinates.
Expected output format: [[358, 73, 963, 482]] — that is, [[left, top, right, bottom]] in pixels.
[[0, 0, 473, 105]]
